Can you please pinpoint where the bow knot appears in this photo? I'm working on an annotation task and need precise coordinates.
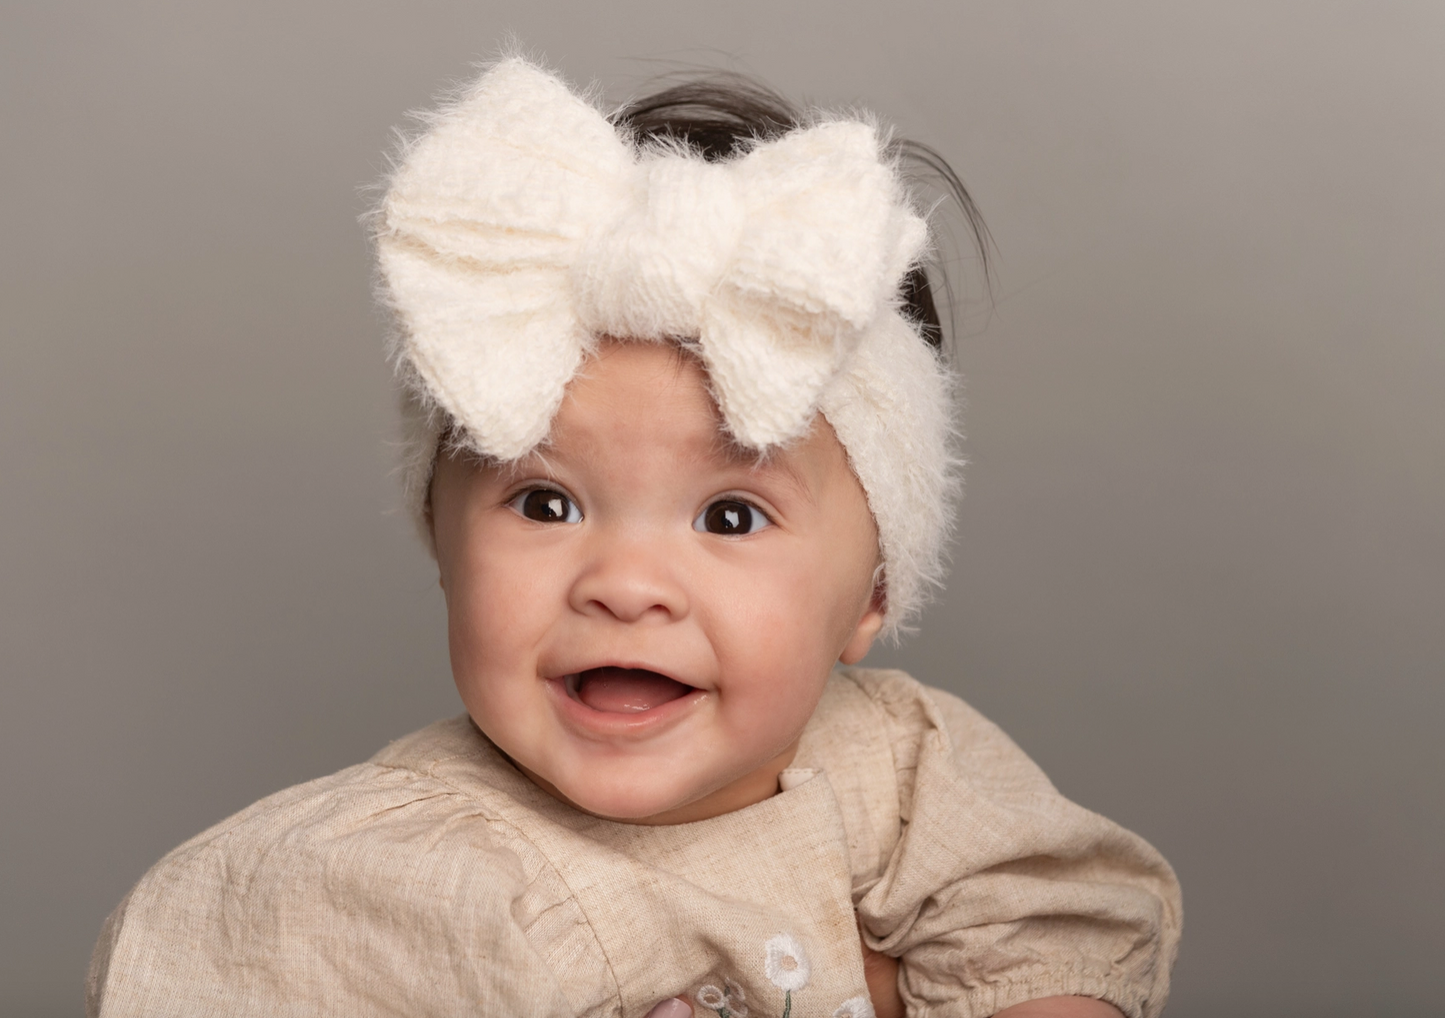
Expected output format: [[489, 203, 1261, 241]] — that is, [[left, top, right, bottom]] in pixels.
[[575, 154, 745, 342]]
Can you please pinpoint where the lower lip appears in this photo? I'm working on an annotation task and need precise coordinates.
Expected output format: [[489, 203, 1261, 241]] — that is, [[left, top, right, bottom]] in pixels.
[[543, 675, 706, 735]]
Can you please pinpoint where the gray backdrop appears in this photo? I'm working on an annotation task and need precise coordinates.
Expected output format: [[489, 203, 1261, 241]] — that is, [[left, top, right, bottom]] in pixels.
[[3, 2, 1441, 1016]]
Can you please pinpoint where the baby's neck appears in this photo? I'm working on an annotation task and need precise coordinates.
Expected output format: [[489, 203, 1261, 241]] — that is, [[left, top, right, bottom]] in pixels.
[[515, 740, 802, 826]]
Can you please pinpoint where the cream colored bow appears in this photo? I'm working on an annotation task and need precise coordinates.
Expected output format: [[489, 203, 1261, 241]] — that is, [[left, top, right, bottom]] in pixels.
[[378, 58, 927, 458]]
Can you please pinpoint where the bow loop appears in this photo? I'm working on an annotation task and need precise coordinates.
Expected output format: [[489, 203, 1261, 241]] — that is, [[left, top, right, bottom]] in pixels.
[[380, 60, 635, 458], [727, 120, 923, 326], [384, 60, 632, 262], [695, 121, 927, 445]]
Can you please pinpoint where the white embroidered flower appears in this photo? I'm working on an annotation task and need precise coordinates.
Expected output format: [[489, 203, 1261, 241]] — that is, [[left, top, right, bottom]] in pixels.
[[696, 984, 728, 1011], [833, 996, 876, 1018], [763, 933, 811, 992]]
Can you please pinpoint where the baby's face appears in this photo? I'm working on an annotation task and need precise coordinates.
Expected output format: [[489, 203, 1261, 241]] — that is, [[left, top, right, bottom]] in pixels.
[[430, 340, 884, 824]]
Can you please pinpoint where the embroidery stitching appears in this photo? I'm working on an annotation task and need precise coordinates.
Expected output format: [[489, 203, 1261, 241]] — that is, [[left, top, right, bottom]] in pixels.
[[832, 996, 876, 1018], [695, 976, 749, 1017], [692, 933, 870, 1018], [763, 933, 810, 1018]]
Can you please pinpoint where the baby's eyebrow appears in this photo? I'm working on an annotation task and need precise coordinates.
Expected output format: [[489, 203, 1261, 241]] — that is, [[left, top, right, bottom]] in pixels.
[[710, 438, 815, 506], [488, 447, 562, 485]]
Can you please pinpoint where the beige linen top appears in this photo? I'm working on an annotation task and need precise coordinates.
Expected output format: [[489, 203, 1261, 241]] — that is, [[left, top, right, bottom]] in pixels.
[[88, 669, 1181, 1018]]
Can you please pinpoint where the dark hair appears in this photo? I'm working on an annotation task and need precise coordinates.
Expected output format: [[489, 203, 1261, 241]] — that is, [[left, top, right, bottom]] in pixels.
[[612, 75, 990, 351]]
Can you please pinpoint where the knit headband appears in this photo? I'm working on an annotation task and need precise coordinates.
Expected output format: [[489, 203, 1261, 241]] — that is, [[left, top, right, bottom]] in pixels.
[[377, 58, 956, 633]]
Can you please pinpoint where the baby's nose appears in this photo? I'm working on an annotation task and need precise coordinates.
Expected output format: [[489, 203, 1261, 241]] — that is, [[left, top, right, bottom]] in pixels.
[[567, 534, 689, 623]]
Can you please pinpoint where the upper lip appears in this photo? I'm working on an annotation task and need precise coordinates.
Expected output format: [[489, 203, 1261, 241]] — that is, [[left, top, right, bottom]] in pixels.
[[548, 661, 698, 689]]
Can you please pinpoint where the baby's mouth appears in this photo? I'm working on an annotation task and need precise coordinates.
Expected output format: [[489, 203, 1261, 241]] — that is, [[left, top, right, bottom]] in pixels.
[[564, 667, 696, 714]]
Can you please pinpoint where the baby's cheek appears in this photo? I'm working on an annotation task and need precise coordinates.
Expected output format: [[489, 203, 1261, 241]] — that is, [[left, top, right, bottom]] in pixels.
[[445, 601, 537, 720], [726, 664, 830, 749], [448, 552, 559, 661]]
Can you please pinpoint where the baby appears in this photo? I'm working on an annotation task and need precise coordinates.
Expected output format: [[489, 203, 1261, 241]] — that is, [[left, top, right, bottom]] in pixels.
[[87, 57, 1180, 1018]]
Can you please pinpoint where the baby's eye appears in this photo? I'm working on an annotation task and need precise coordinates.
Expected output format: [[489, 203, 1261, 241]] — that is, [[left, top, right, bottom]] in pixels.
[[693, 499, 770, 536], [508, 488, 583, 524]]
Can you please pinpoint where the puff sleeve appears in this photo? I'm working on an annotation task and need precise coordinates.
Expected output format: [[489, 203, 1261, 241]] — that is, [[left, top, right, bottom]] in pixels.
[[86, 762, 598, 1018], [850, 672, 1182, 1018]]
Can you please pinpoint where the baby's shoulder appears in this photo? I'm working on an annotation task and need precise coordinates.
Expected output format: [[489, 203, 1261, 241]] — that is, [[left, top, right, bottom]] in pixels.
[[826, 666, 1003, 734], [818, 666, 1004, 754], [91, 717, 590, 1016], [126, 716, 537, 907], [819, 667, 1062, 800]]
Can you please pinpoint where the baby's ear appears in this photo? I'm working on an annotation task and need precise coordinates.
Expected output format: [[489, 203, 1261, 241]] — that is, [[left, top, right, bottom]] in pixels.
[[424, 488, 444, 591], [838, 588, 886, 665]]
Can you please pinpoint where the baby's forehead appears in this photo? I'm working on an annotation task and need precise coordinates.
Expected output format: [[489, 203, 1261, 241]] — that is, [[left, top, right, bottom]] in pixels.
[[530, 398, 821, 500], [495, 355, 824, 503], [544, 341, 765, 461]]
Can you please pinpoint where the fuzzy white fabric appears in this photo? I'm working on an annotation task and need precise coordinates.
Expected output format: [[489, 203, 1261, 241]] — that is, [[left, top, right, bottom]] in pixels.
[[377, 57, 956, 632]]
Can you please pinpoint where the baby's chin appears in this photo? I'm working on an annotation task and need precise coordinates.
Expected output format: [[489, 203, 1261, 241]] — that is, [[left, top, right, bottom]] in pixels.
[[524, 764, 724, 825], [520, 755, 794, 826]]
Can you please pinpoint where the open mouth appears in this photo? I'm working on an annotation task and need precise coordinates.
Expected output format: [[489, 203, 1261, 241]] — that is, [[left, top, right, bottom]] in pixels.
[[564, 667, 697, 714]]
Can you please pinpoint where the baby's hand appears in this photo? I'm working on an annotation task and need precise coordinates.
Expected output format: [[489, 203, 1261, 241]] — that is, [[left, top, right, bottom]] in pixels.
[[860, 929, 904, 1018]]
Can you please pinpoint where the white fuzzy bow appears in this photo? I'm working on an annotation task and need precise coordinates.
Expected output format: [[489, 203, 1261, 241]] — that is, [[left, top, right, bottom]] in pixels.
[[379, 58, 926, 456], [378, 58, 956, 632]]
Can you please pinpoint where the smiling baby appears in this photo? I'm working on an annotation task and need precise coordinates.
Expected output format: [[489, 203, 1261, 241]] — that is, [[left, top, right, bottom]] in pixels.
[[87, 57, 1181, 1018]]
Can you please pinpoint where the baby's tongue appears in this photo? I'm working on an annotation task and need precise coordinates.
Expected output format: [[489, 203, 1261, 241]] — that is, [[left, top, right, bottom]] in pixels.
[[575, 667, 691, 713]]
